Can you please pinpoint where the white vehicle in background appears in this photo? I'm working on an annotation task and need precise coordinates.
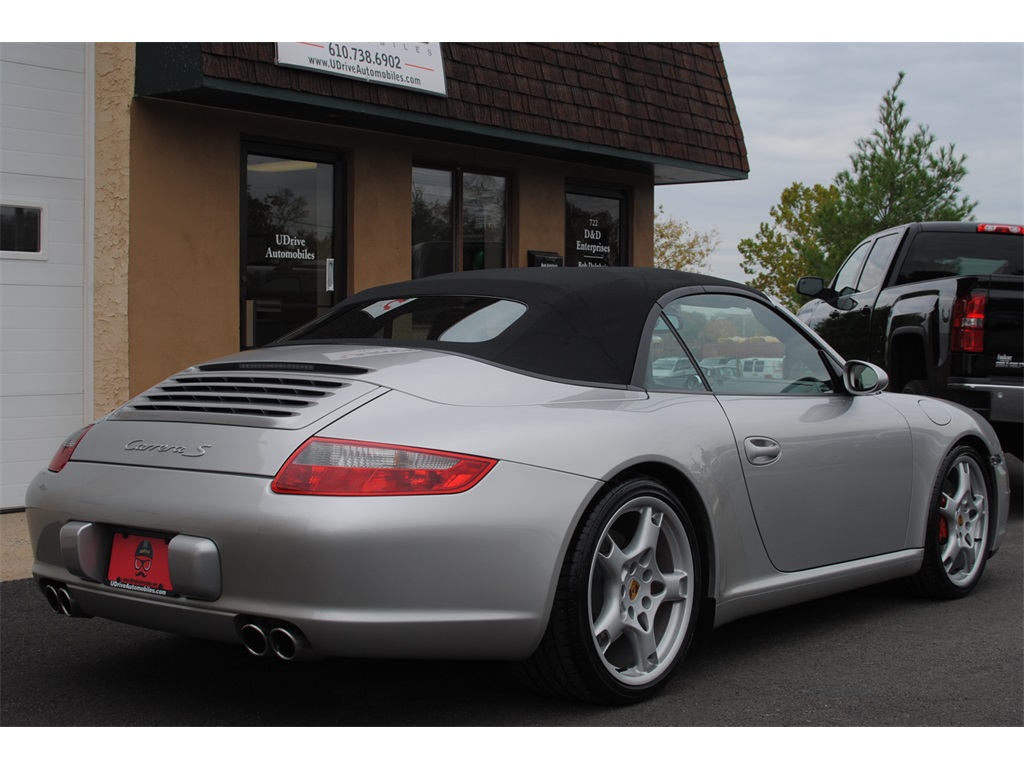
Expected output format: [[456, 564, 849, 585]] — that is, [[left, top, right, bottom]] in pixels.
[[738, 357, 784, 379]]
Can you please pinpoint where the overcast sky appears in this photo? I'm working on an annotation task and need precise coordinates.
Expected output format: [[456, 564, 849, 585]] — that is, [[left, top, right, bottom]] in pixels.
[[656, 42, 1024, 283]]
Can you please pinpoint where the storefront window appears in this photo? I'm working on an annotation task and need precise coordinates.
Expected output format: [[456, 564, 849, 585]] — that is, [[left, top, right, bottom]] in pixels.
[[243, 148, 341, 347], [565, 189, 626, 267], [462, 172, 507, 271], [412, 167, 507, 278], [411, 168, 453, 278]]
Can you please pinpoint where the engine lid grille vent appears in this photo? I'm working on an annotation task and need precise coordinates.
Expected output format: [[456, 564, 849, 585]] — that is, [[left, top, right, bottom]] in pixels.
[[113, 368, 373, 428]]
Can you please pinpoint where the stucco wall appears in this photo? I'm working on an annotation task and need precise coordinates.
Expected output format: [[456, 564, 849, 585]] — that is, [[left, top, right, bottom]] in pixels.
[[126, 101, 655, 395], [93, 43, 133, 417], [129, 99, 241, 395]]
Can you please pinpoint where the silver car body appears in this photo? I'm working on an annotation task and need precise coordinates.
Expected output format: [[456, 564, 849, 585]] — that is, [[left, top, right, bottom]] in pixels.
[[25, 269, 1010, 689]]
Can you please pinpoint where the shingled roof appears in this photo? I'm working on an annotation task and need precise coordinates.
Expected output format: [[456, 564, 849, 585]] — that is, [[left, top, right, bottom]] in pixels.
[[136, 43, 748, 185]]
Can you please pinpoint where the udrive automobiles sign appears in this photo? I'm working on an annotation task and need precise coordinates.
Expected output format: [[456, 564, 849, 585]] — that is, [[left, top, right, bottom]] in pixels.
[[276, 43, 447, 96]]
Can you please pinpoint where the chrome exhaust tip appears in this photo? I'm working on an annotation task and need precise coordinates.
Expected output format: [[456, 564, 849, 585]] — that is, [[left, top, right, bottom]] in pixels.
[[269, 627, 300, 660], [269, 626, 321, 661], [43, 584, 62, 613], [55, 586, 91, 618], [240, 622, 269, 657]]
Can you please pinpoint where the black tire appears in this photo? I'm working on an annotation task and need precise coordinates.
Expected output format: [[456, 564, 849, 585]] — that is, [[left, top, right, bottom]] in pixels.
[[902, 379, 932, 396], [910, 445, 992, 599], [521, 476, 701, 704]]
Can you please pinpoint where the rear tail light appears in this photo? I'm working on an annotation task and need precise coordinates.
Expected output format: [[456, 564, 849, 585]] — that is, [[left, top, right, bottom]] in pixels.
[[272, 438, 497, 496], [48, 424, 94, 472], [951, 294, 986, 353]]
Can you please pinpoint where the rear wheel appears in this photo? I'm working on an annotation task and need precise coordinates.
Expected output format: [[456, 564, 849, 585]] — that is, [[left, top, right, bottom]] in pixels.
[[523, 477, 701, 703], [911, 446, 991, 598]]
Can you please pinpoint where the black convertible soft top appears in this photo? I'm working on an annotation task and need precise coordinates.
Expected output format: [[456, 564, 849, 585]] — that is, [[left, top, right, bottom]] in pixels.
[[279, 267, 755, 386]]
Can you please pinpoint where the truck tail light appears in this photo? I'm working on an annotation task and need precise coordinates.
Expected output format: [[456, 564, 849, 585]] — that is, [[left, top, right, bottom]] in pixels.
[[952, 295, 986, 353], [48, 424, 94, 472], [272, 438, 497, 496], [976, 223, 1022, 235]]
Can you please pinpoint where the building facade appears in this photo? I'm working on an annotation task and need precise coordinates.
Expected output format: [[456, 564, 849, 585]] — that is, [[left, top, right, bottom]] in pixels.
[[0, 42, 747, 508]]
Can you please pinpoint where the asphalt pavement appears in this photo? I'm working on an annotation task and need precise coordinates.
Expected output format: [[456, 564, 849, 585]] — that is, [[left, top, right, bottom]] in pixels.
[[1, 464, 1021, 727]]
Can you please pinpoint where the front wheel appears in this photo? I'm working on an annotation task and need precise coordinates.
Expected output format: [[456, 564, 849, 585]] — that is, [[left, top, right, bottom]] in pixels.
[[910, 446, 992, 599], [522, 477, 701, 703]]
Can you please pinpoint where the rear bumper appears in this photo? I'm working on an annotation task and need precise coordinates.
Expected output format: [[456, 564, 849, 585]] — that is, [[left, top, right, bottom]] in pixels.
[[947, 379, 1023, 425], [26, 460, 597, 660]]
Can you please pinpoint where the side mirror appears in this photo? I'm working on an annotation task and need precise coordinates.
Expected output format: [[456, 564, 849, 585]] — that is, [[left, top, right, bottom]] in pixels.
[[796, 276, 824, 297], [843, 360, 889, 395], [797, 276, 840, 304]]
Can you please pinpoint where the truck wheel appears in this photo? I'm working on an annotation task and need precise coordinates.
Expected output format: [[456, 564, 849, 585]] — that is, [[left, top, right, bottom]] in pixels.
[[902, 380, 931, 396]]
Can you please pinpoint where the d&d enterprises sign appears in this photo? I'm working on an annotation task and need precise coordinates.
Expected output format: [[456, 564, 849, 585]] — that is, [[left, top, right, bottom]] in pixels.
[[276, 43, 447, 96]]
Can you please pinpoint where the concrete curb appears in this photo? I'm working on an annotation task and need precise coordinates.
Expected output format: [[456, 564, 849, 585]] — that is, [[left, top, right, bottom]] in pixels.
[[1, 511, 32, 581]]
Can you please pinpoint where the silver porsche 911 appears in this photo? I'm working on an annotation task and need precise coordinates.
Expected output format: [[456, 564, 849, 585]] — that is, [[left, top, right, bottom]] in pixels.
[[26, 267, 1010, 703]]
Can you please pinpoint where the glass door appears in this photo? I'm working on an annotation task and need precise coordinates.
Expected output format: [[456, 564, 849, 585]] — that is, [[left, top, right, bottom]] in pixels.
[[242, 146, 343, 347], [565, 186, 627, 267]]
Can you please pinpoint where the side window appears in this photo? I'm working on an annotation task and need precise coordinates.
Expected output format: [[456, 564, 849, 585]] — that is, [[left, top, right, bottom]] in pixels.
[[831, 241, 872, 296], [664, 294, 835, 396], [645, 315, 706, 391], [856, 232, 899, 292]]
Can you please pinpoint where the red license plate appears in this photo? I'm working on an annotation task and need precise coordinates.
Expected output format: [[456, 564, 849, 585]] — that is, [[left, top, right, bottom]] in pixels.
[[107, 533, 175, 596]]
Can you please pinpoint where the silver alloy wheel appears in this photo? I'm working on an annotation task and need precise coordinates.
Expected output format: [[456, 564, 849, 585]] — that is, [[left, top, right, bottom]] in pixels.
[[587, 494, 695, 686], [938, 452, 990, 588]]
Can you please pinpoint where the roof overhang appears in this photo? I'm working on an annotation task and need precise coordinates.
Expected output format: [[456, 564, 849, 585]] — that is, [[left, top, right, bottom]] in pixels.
[[135, 44, 746, 186]]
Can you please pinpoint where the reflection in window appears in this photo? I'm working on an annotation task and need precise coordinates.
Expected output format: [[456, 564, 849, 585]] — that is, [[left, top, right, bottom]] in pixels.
[[462, 173, 507, 271], [411, 168, 453, 278], [856, 233, 899, 292], [896, 231, 1024, 283], [662, 295, 835, 395], [832, 240, 871, 296], [565, 191, 624, 267], [412, 167, 507, 278], [646, 316, 706, 391], [286, 296, 526, 344], [244, 152, 336, 347], [1, 205, 41, 253]]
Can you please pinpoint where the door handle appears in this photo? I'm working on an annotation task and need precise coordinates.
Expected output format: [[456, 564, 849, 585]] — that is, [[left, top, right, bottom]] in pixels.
[[744, 437, 781, 466]]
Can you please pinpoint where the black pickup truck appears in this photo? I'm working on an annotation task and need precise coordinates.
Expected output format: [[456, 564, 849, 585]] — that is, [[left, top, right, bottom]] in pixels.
[[797, 221, 1023, 455]]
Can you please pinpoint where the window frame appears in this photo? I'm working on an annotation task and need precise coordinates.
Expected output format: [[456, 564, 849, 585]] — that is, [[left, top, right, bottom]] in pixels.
[[239, 138, 346, 349], [1, 200, 47, 261], [640, 289, 840, 396], [565, 181, 630, 267], [411, 164, 510, 278]]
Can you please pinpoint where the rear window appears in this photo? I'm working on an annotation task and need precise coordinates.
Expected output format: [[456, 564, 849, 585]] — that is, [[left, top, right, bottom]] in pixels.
[[896, 232, 1023, 284], [280, 296, 527, 344]]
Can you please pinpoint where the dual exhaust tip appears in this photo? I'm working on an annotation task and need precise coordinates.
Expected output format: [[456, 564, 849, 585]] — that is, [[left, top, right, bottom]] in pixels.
[[43, 582, 91, 618], [42, 582, 317, 662], [240, 621, 319, 662]]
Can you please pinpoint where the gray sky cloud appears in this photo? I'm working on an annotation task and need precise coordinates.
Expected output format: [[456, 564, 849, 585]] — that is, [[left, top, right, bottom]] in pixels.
[[656, 42, 1024, 283]]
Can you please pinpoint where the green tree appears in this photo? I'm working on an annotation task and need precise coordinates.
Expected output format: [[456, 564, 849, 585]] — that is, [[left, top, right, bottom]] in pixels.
[[743, 72, 976, 308], [654, 205, 720, 273], [817, 71, 976, 263], [738, 183, 839, 309]]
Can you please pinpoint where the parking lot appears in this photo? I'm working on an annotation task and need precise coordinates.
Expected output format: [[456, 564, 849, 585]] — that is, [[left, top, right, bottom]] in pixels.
[[2, 470, 1020, 727]]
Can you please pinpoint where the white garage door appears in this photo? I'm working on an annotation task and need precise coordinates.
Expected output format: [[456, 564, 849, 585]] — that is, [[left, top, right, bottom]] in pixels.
[[0, 43, 93, 509]]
